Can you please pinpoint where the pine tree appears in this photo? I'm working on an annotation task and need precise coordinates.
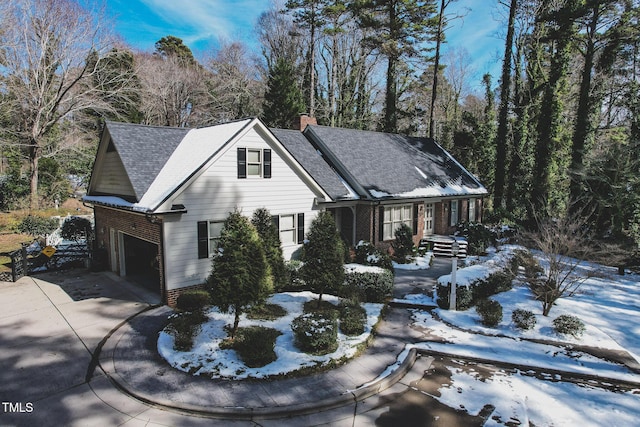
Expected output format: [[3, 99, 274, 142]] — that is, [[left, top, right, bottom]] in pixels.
[[207, 211, 273, 339], [262, 57, 306, 128], [301, 211, 345, 307], [252, 208, 288, 291]]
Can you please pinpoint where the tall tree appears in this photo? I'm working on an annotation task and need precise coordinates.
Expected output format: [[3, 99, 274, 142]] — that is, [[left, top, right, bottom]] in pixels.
[[0, 0, 120, 209], [262, 57, 306, 128], [428, 0, 460, 139], [354, 0, 438, 133], [206, 211, 272, 339], [532, 0, 577, 216], [154, 35, 196, 64], [285, 0, 327, 117], [494, 0, 518, 210], [568, 0, 630, 208]]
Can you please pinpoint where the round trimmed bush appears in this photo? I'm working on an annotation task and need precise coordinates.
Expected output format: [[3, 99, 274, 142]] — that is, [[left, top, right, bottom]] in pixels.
[[512, 309, 536, 331], [291, 312, 338, 355], [476, 299, 503, 327], [339, 301, 367, 336], [552, 314, 586, 338], [176, 290, 210, 312], [228, 326, 282, 368]]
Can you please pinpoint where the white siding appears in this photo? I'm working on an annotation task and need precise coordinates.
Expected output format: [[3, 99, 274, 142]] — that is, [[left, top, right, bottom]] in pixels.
[[94, 152, 135, 197], [162, 127, 321, 291]]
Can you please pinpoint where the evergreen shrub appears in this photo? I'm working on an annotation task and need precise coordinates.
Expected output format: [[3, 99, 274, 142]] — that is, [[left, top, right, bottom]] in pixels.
[[338, 300, 367, 336], [511, 309, 537, 330], [176, 290, 210, 312], [246, 303, 287, 320], [283, 260, 306, 290], [167, 311, 207, 351], [225, 326, 281, 367], [342, 267, 394, 303], [392, 223, 415, 263], [456, 222, 496, 255], [291, 312, 338, 355], [476, 299, 503, 327], [552, 315, 586, 338], [354, 240, 394, 271]]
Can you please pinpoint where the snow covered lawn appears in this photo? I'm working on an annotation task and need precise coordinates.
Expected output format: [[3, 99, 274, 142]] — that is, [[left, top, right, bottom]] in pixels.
[[401, 245, 640, 426], [158, 291, 383, 379]]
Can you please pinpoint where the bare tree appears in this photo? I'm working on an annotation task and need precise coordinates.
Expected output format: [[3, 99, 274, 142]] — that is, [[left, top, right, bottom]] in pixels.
[[0, 0, 122, 209], [525, 209, 596, 316], [205, 41, 264, 123], [135, 53, 211, 127]]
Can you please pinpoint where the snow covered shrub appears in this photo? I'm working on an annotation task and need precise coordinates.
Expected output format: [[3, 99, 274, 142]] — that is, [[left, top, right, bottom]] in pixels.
[[552, 315, 586, 338], [354, 240, 394, 271], [176, 290, 210, 312], [392, 224, 415, 263], [166, 311, 207, 351], [338, 300, 367, 336], [291, 312, 338, 355], [509, 249, 543, 278], [476, 299, 503, 327], [456, 222, 496, 255], [222, 326, 281, 368], [511, 309, 536, 330], [436, 268, 513, 311], [342, 266, 394, 303], [472, 270, 515, 300]]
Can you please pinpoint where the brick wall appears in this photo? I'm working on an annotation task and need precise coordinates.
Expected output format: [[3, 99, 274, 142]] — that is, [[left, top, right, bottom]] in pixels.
[[94, 206, 166, 302], [165, 283, 206, 308]]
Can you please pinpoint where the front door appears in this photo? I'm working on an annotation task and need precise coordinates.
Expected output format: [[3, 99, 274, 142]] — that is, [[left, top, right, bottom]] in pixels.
[[424, 203, 434, 236]]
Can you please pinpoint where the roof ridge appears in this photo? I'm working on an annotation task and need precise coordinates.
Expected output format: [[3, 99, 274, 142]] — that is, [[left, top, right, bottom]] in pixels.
[[105, 120, 193, 131]]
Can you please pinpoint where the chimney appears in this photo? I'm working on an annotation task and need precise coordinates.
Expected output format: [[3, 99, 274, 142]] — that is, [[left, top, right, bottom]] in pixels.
[[293, 114, 317, 131]]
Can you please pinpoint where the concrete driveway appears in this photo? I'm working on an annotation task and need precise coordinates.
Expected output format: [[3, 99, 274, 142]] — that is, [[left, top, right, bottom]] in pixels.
[[0, 265, 463, 427], [0, 271, 173, 426]]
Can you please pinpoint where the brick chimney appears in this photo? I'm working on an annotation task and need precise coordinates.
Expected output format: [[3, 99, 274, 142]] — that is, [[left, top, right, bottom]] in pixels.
[[293, 114, 317, 131]]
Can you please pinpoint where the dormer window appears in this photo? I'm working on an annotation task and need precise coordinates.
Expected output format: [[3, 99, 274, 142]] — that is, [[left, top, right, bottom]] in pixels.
[[237, 147, 271, 179]]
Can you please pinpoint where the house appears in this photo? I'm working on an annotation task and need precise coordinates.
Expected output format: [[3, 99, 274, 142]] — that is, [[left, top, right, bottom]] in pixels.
[[84, 116, 487, 305]]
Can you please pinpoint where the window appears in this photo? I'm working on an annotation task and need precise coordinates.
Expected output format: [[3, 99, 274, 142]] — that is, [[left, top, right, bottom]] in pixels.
[[450, 200, 459, 226], [468, 198, 476, 222], [237, 147, 271, 179], [382, 205, 414, 241], [273, 213, 305, 245], [197, 220, 224, 258]]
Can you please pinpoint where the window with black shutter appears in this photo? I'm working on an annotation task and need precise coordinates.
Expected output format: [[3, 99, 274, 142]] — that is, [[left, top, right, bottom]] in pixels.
[[237, 147, 246, 178], [297, 213, 305, 244], [263, 149, 272, 178], [197, 221, 208, 259]]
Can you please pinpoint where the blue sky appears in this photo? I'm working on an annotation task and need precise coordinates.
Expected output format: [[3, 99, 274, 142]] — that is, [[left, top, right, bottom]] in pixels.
[[106, 0, 505, 91]]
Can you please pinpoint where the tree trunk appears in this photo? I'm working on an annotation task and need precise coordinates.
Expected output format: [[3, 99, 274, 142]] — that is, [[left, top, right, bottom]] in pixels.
[[232, 310, 240, 339], [429, 0, 446, 139], [494, 0, 517, 210], [29, 141, 40, 210], [569, 3, 600, 208]]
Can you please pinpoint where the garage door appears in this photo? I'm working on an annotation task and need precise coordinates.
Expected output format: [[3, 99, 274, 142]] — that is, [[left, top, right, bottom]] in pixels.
[[122, 234, 160, 294]]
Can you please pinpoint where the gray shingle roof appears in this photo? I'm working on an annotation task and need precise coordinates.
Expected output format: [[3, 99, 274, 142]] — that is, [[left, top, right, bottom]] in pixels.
[[270, 128, 354, 200], [303, 125, 487, 199], [106, 121, 190, 201]]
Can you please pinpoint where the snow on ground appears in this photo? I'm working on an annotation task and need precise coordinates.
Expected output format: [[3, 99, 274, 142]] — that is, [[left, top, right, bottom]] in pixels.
[[158, 291, 383, 379], [405, 245, 640, 426], [158, 244, 640, 425], [392, 253, 433, 270]]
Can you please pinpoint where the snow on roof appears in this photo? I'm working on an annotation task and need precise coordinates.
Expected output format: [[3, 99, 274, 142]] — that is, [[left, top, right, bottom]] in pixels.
[[136, 119, 252, 210]]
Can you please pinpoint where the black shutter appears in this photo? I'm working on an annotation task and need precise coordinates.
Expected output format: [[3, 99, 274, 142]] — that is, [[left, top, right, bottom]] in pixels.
[[263, 149, 272, 178], [378, 206, 385, 242], [297, 213, 305, 244], [413, 203, 419, 235], [237, 148, 246, 179], [197, 221, 208, 259], [271, 215, 280, 231]]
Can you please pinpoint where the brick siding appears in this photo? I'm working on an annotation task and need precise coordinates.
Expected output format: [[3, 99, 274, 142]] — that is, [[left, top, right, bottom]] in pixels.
[[94, 206, 167, 303]]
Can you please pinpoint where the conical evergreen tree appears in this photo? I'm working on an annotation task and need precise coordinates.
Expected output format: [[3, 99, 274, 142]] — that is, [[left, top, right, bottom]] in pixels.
[[207, 211, 273, 338], [252, 208, 288, 291], [301, 211, 344, 307], [262, 57, 306, 128]]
